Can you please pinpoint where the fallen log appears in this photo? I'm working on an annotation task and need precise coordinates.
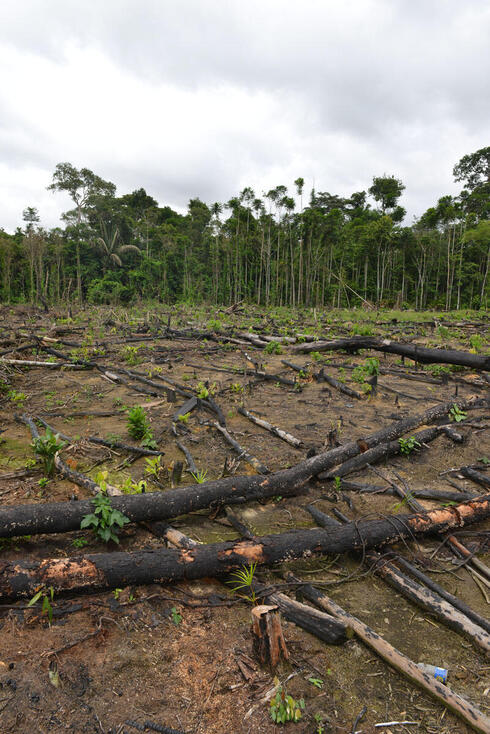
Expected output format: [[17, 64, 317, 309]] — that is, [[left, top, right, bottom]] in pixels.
[[212, 421, 270, 474], [237, 407, 303, 448], [307, 506, 490, 653], [317, 425, 443, 480], [291, 336, 490, 371], [391, 553, 490, 635], [1, 494, 489, 600], [315, 369, 363, 399], [0, 358, 87, 370], [336, 480, 476, 503], [291, 577, 490, 734], [157, 521, 350, 646], [5, 396, 486, 539], [0, 450, 305, 538], [460, 465, 490, 490]]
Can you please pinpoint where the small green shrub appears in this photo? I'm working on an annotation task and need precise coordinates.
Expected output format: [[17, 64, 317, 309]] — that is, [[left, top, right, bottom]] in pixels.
[[264, 341, 283, 355], [7, 389, 26, 404], [122, 345, 141, 366], [127, 406, 153, 443], [31, 428, 66, 476], [191, 469, 208, 484], [80, 493, 130, 544], [270, 686, 305, 724], [144, 455, 163, 479], [398, 436, 421, 455], [449, 404, 467, 423], [171, 606, 182, 625], [469, 334, 483, 352]]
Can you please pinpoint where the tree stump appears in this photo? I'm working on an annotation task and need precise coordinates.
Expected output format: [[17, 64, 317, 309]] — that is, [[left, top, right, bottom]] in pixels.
[[251, 605, 289, 668]]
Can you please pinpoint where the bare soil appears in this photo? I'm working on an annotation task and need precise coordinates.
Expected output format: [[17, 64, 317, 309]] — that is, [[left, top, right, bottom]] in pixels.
[[0, 304, 488, 734]]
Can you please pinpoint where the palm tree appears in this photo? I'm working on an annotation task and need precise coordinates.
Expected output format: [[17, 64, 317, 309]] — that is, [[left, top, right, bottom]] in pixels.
[[95, 223, 141, 269]]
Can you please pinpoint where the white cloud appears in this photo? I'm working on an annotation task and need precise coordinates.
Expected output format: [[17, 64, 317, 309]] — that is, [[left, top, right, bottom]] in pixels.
[[0, 0, 488, 232]]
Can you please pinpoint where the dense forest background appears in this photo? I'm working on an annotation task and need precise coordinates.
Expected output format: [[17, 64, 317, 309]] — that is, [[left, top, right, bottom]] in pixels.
[[1, 147, 489, 310]]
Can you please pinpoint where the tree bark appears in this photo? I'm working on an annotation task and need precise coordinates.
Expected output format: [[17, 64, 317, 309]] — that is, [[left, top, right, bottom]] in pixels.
[[1, 494, 489, 600], [291, 336, 490, 370]]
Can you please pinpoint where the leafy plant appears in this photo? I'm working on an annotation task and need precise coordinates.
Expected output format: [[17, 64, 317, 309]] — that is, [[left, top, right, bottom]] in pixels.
[[177, 412, 190, 424], [80, 493, 130, 544], [333, 476, 341, 491], [127, 406, 150, 440], [27, 586, 55, 625], [230, 382, 244, 394], [308, 677, 324, 689], [37, 477, 49, 489], [144, 455, 163, 479], [264, 341, 283, 355], [469, 334, 483, 352], [7, 389, 26, 404], [196, 382, 209, 399], [449, 404, 467, 423], [122, 345, 141, 366], [121, 477, 146, 494], [72, 537, 88, 548], [191, 469, 208, 484], [171, 606, 182, 625], [398, 436, 421, 456], [127, 406, 156, 447], [270, 685, 305, 724], [31, 427, 67, 476], [197, 381, 217, 399], [228, 562, 257, 604]]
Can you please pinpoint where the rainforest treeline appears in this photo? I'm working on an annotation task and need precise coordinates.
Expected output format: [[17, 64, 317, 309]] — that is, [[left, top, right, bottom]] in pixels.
[[1, 147, 489, 310]]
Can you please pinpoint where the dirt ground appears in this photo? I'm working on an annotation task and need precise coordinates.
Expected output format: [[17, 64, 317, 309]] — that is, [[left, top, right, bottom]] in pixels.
[[0, 303, 489, 734]]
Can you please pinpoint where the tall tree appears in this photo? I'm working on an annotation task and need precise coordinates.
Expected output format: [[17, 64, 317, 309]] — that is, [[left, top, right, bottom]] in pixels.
[[48, 163, 116, 299]]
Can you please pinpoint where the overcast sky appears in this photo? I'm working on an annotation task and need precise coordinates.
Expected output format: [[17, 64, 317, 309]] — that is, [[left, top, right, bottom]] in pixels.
[[0, 0, 488, 233]]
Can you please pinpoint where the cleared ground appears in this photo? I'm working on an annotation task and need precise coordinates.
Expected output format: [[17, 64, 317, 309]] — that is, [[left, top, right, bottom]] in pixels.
[[0, 303, 489, 734]]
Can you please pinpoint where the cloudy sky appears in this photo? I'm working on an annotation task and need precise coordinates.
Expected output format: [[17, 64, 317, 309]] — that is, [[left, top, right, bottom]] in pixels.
[[0, 0, 488, 232]]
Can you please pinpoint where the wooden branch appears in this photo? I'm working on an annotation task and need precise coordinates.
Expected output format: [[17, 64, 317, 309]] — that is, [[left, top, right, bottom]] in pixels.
[[316, 368, 363, 399], [308, 506, 490, 653], [238, 407, 303, 448], [212, 421, 270, 474], [176, 441, 198, 473]]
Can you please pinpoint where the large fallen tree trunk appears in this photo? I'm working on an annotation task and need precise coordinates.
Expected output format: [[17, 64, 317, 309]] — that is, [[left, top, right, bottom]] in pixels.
[[1, 494, 489, 600], [291, 336, 490, 370], [3, 396, 485, 539]]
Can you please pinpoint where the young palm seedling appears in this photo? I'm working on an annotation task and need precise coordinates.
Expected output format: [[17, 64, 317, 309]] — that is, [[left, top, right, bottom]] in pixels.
[[190, 468, 208, 484], [228, 562, 258, 604]]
